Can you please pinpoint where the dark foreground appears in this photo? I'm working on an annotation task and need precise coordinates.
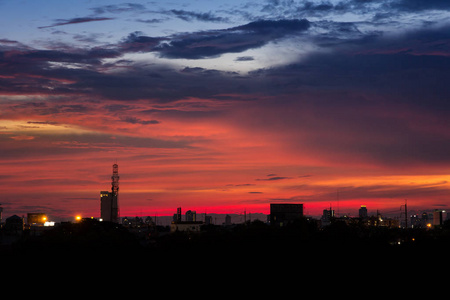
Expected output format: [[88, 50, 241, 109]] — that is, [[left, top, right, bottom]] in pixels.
[[3, 220, 443, 293], [3, 218, 450, 267]]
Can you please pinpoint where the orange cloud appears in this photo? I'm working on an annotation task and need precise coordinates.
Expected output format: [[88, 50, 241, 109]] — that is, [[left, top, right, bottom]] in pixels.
[[10, 135, 35, 140]]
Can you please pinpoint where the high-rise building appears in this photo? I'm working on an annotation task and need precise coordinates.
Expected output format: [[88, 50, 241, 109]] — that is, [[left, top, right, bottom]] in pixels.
[[100, 164, 120, 223], [100, 191, 112, 221], [421, 212, 429, 227], [321, 208, 334, 227], [174, 207, 182, 223], [433, 209, 446, 227], [359, 205, 368, 219]]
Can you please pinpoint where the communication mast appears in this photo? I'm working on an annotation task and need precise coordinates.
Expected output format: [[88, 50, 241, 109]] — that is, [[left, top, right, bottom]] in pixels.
[[100, 163, 120, 223], [111, 163, 120, 223]]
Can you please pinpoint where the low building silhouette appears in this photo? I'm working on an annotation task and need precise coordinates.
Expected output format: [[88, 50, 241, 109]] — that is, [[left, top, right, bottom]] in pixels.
[[170, 207, 203, 232], [4, 215, 24, 234], [170, 221, 203, 233], [270, 203, 303, 227]]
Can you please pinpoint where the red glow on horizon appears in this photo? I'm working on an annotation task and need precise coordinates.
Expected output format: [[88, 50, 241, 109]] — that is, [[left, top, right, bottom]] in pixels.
[[2, 92, 450, 221]]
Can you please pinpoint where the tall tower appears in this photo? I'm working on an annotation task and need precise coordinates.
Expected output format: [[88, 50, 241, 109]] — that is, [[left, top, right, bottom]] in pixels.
[[100, 163, 120, 223], [111, 163, 120, 223]]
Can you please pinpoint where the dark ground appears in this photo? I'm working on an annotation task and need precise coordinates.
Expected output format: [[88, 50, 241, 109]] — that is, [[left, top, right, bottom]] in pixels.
[[4, 217, 449, 261]]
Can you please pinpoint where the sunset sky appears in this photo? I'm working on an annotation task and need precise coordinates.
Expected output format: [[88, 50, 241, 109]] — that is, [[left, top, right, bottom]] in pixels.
[[2, 0, 450, 221]]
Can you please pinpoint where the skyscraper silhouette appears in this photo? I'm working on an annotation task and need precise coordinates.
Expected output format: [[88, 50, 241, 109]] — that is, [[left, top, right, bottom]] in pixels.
[[100, 164, 120, 223]]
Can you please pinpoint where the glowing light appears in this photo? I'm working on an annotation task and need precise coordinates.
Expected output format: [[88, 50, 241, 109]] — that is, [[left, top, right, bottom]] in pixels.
[[75, 215, 82, 221]]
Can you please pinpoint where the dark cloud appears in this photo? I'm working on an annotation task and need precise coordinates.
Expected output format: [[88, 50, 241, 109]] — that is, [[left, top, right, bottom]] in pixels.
[[0, 46, 119, 77], [38, 17, 115, 29], [152, 19, 310, 59], [119, 116, 160, 125], [2, 19, 450, 107], [234, 18, 310, 33], [235, 56, 255, 61], [300, 1, 335, 12], [103, 104, 134, 112], [259, 0, 450, 22], [0, 39, 25, 46], [64, 65, 244, 101], [2, 20, 450, 106], [27, 121, 59, 125], [119, 31, 165, 52], [112, 18, 360, 60], [168, 9, 228, 23], [242, 22, 450, 100], [91, 3, 146, 14], [136, 18, 165, 24], [0, 131, 191, 161], [256, 176, 292, 181], [260, 0, 360, 18], [390, 0, 450, 11]]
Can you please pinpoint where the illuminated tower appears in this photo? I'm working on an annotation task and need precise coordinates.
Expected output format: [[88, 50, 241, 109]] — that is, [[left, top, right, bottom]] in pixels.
[[100, 164, 120, 223]]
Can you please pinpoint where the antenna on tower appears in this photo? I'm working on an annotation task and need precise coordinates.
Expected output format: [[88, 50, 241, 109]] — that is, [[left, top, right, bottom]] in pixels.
[[111, 163, 120, 223]]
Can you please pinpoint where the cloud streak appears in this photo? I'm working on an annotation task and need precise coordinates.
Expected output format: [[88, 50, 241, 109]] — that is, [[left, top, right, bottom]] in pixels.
[[38, 17, 115, 29], [168, 9, 228, 23]]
